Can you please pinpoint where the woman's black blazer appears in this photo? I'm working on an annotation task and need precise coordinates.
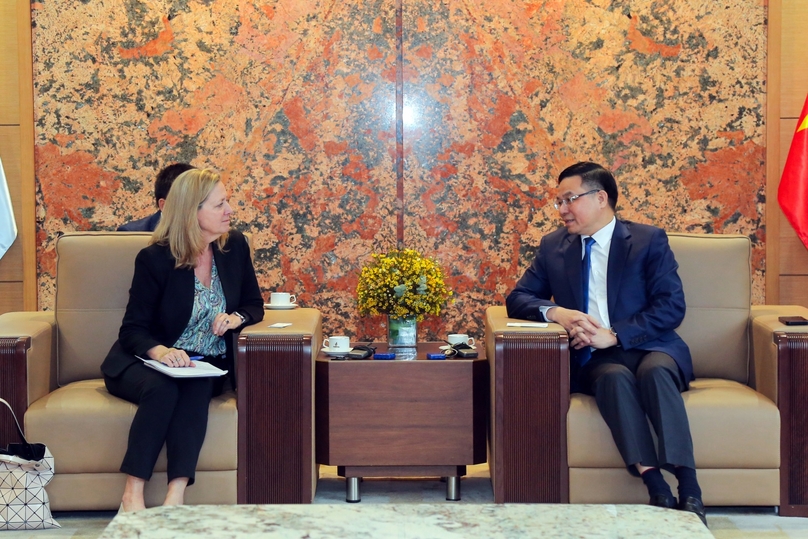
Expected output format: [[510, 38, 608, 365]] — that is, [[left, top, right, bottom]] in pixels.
[[101, 230, 264, 378]]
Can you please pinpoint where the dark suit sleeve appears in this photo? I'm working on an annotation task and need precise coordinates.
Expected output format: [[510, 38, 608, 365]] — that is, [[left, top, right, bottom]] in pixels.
[[117, 212, 159, 232], [117, 248, 167, 357], [611, 228, 686, 349], [506, 238, 558, 321], [230, 233, 264, 325]]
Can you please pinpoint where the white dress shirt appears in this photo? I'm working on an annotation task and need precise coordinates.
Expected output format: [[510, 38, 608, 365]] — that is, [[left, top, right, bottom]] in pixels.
[[540, 216, 616, 332], [584, 216, 616, 331]]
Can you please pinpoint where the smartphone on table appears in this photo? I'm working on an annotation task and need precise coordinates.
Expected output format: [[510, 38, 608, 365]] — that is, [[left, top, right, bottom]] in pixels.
[[779, 316, 808, 326]]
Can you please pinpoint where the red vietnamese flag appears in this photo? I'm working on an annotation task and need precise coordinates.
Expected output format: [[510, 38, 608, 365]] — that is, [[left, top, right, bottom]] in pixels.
[[779, 94, 808, 250]]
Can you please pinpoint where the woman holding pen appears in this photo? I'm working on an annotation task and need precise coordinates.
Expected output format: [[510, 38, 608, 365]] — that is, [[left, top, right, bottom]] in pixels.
[[101, 168, 263, 512]]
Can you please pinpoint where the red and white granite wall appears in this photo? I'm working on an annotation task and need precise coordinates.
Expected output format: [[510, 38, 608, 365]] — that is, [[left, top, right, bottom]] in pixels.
[[32, 0, 766, 339]]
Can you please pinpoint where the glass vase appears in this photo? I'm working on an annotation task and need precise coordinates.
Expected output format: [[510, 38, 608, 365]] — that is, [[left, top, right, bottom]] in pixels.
[[387, 315, 417, 347]]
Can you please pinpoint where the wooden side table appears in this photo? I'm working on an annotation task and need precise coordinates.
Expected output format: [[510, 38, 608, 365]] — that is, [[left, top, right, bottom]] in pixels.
[[236, 307, 322, 504], [315, 342, 488, 502]]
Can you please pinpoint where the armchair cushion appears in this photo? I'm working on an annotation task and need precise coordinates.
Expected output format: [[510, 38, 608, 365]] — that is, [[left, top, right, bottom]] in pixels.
[[668, 233, 751, 382], [55, 232, 151, 385], [568, 379, 779, 469], [25, 381, 237, 474]]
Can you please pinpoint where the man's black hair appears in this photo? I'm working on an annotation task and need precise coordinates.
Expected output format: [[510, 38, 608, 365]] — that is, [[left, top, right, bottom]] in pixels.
[[154, 163, 194, 207], [557, 161, 618, 211]]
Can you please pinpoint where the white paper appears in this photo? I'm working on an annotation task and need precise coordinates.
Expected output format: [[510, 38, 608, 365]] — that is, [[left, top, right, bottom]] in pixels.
[[268, 323, 292, 328], [137, 356, 227, 377], [506, 322, 549, 328]]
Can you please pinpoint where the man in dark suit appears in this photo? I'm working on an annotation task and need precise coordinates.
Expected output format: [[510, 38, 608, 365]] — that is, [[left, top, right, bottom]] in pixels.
[[118, 163, 193, 231], [506, 162, 706, 526]]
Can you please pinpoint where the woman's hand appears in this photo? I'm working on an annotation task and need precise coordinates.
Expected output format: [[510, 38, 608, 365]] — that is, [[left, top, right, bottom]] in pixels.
[[150, 346, 194, 368], [212, 312, 242, 336]]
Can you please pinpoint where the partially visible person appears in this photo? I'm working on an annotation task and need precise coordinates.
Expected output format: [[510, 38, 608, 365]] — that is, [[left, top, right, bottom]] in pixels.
[[506, 162, 706, 526], [102, 168, 263, 512], [118, 163, 193, 231]]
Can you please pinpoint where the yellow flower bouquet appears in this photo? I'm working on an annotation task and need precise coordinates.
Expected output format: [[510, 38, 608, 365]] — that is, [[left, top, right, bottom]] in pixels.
[[356, 248, 453, 322]]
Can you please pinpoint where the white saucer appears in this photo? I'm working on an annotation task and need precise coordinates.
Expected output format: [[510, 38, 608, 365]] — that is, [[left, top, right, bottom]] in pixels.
[[264, 304, 299, 310], [321, 347, 351, 357]]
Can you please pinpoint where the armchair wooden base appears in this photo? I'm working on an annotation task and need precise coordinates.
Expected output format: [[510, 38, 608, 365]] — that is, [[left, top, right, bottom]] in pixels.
[[237, 332, 316, 504], [488, 330, 569, 503], [777, 332, 808, 517], [0, 336, 29, 446]]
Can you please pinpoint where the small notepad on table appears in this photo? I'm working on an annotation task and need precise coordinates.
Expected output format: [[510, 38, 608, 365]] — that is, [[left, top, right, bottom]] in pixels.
[[506, 322, 549, 328]]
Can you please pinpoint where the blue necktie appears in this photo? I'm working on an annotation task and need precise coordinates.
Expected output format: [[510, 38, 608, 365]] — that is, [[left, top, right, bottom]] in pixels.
[[579, 237, 596, 366]]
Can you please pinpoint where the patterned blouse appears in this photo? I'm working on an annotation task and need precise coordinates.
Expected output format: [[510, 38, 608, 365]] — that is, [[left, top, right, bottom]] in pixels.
[[173, 259, 227, 357]]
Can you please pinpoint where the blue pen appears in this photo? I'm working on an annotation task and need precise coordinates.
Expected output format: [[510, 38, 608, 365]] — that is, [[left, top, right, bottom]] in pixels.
[[188, 356, 204, 361]]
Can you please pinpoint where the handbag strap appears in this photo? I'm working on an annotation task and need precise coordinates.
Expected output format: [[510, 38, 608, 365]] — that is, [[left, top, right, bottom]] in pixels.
[[0, 397, 29, 445]]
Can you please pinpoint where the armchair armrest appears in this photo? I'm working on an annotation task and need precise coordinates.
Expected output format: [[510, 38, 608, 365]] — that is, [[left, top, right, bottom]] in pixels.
[[0, 311, 57, 444], [485, 306, 570, 503], [750, 305, 808, 517], [749, 305, 808, 404], [236, 307, 322, 504]]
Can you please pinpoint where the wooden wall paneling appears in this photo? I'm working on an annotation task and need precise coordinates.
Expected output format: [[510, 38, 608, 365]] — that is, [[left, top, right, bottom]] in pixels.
[[0, 0, 19, 123], [0, 0, 25, 316], [780, 237, 808, 277], [780, 119, 799, 182], [781, 0, 808, 116], [0, 127, 23, 284], [0, 283, 23, 313], [780, 277, 808, 308], [766, 0, 782, 304], [17, 0, 36, 310]]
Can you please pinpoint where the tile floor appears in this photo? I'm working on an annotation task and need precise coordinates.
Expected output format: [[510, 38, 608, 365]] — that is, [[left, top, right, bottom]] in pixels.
[[3, 466, 808, 538]]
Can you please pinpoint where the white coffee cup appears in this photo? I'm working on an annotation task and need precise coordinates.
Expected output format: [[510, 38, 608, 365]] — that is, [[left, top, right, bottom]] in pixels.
[[447, 334, 475, 347], [323, 336, 351, 352], [270, 292, 297, 306]]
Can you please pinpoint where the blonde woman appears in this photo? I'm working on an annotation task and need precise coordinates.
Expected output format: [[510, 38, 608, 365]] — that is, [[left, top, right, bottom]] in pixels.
[[102, 169, 263, 512]]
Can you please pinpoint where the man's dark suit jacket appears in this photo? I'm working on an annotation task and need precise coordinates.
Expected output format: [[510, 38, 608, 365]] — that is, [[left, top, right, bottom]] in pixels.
[[117, 211, 161, 232], [101, 230, 264, 378], [506, 219, 693, 383]]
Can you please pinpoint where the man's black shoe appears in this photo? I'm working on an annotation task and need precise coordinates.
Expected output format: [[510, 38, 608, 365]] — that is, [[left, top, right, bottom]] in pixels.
[[678, 495, 708, 526], [649, 494, 677, 508]]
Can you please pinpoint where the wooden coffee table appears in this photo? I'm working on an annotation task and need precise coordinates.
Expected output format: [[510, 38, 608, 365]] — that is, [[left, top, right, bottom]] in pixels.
[[315, 342, 488, 502]]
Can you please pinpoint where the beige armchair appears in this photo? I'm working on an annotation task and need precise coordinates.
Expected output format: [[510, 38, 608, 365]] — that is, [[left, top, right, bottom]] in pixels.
[[486, 233, 808, 515], [0, 232, 323, 509]]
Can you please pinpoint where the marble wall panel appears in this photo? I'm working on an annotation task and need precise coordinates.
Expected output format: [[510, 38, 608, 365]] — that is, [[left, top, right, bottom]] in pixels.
[[403, 0, 766, 339], [32, 0, 397, 337], [32, 0, 766, 341]]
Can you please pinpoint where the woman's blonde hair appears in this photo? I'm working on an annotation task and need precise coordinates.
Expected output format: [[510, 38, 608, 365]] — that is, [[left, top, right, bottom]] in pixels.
[[151, 168, 229, 268]]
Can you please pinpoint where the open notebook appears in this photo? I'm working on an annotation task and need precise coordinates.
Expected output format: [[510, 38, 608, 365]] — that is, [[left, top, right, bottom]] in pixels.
[[136, 356, 227, 378]]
